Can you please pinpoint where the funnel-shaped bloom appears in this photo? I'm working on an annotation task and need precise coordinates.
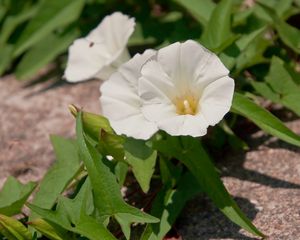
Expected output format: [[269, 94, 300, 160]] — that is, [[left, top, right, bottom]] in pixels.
[[64, 12, 135, 82], [100, 49, 158, 140], [100, 40, 234, 140]]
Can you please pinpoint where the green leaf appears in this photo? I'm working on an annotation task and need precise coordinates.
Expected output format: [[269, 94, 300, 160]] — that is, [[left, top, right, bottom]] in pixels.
[[279, 93, 300, 116], [235, 36, 269, 71], [252, 57, 300, 116], [231, 93, 300, 147], [76, 112, 158, 239], [114, 214, 131, 240], [124, 138, 157, 193], [0, 44, 13, 76], [159, 157, 182, 186], [201, 0, 234, 51], [0, 214, 32, 240], [232, 8, 253, 27], [29, 180, 117, 240], [15, 28, 79, 80], [219, 121, 249, 151], [154, 136, 264, 238], [251, 81, 279, 103], [28, 219, 65, 240], [141, 172, 201, 240], [218, 44, 240, 70], [172, 0, 215, 26], [257, 2, 300, 53], [98, 130, 125, 162], [159, 11, 182, 23], [14, 0, 85, 57], [236, 26, 267, 51], [0, 5, 7, 23], [253, 4, 273, 23], [0, 5, 39, 45], [0, 177, 36, 216], [114, 161, 128, 187], [257, 0, 293, 18], [29, 136, 81, 221], [265, 57, 299, 95], [275, 19, 300, 54]]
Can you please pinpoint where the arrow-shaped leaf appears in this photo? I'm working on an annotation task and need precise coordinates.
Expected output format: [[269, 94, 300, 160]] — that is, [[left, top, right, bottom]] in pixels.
[[76, 112, 158, 239], [124, 138, 157, 193], [29, 179, 116, 240], [0, 177, 36, 216], [29, 136, 81, 222]]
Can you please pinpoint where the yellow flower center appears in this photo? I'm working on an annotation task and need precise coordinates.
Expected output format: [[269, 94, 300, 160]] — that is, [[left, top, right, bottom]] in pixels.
[[174, 94, 198, 115]]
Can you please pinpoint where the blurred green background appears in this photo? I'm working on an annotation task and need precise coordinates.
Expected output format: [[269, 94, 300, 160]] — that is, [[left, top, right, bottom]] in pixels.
[[1, 0, 300, 118]]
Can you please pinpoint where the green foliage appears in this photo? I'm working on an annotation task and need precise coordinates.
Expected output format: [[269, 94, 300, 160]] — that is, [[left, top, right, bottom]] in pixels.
[[0, 177, 36, 216], [28, 219, 65, 240], [172, 0, 215, 26], [76, 112, 158, 239], [29, 180, 116, 240], [201, 0, 235, 52], [141, 172, 201, 240], [232, 93, 300, 147], [15, 28, 79, 80], [29, 135, 81, 221], [13, 0, 85, 57], [252, 57, 300, 116], [0, 214, 32, 240], [124, 139, 157, 193], [2, 0, 300, 239], [154, 136, 264, 238]]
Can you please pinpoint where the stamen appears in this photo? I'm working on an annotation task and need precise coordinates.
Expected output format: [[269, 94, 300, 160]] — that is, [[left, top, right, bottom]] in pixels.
[[174, 93, 198, 115]]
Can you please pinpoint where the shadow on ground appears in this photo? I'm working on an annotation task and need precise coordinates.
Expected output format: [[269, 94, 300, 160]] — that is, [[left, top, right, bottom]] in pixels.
[[177, 130, 300, 239], [178, 197, 259, 240], [221, 148, 300, 189]]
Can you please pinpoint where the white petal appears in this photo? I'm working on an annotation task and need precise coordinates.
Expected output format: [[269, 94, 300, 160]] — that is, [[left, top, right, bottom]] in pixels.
[[100, 72, 141, 120], [64, 12, 135, 82], [110, 115, 158, 140], [141, 102, 176, 124], [94, 48, 132, 80], [64, 38, 111, 82], [158, 114, 208, 137], [200, 76, 234, 126], [156, 42, 184, 91], [194, 50, 230, 92], [94, 64, 117, 81], [139, 60, 176, 104], [100, 50, 158, 140], [118, 49, 156, 85], [88, 12, 135, 56], [140, 94, 209, 137], [157, 40, 229, 95]]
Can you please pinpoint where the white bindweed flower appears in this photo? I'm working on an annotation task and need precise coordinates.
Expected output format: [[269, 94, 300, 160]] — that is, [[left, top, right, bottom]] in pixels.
[[100, 49, 158, 140], [64, 12, 135, 82], [100, 40, 234, 140]]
